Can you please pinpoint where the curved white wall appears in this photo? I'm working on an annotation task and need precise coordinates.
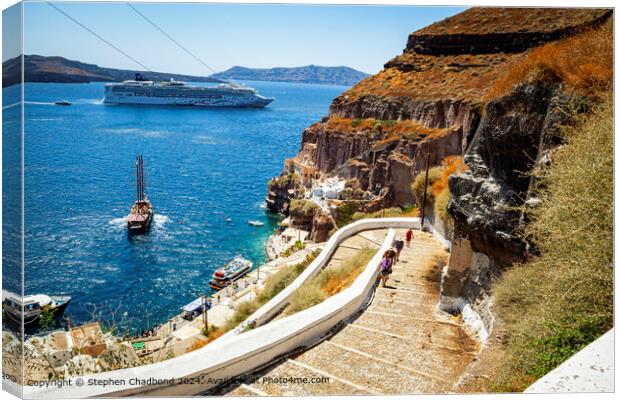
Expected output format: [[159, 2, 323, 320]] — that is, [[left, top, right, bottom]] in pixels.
[[24, 218, 419, 398]]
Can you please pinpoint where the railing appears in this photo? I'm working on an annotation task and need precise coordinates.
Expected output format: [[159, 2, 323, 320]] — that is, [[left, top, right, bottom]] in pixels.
[[24, 218, 420, 398]]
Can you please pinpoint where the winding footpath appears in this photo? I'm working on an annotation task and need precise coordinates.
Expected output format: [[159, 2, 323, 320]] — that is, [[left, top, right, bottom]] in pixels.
[[223, 231, 479, 396]]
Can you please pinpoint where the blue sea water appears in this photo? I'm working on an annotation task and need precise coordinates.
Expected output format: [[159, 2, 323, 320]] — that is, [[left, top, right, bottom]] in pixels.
[[3, 80, 346, 332]]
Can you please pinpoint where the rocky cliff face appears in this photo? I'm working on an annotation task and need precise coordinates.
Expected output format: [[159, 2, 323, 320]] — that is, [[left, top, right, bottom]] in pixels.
[[440, 79, 582, 329]]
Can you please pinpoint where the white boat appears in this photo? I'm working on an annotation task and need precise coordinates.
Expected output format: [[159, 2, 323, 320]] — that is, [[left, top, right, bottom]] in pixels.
[[2, 290, 71, 327], [209, 257, 253, 290], [104, 73, 274, 108], [248, 220, 264, 227]]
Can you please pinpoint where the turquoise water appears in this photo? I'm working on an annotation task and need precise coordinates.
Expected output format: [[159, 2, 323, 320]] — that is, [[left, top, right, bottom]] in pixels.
[[3, 80, 345, 332]]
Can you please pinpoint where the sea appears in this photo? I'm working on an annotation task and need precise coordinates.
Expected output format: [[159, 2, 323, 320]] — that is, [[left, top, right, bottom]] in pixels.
[[2, 80, 347, 333]]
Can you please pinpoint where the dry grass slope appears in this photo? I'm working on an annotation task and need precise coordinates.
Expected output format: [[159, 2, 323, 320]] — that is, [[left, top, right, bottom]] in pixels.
[[491, 94, 613, 391], [485, 22, 612, 101]]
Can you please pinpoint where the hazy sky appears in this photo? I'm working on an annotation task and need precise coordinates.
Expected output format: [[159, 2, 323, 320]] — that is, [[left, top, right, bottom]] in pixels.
[[18, 2, 465, 75]]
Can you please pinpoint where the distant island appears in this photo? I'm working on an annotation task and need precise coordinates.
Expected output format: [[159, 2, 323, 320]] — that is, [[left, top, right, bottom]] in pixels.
[[2, 54, 222, 88], [2, 55, 369, 88], [210, 65, 369, 86]]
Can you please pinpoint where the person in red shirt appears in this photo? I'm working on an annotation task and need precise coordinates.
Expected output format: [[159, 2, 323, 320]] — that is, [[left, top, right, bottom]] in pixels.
[[405, 228, 413, 247]]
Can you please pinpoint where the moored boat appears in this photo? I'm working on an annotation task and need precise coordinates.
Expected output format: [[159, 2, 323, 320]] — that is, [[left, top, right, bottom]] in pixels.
[[209, 257, 253, 291], [248, 220, 264, 227], [2, 290, 71, 327], [127, 155, 153, 233]]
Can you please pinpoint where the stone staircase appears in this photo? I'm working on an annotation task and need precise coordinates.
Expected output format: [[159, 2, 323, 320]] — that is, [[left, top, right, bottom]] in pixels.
[[221, 231, 479, 396]]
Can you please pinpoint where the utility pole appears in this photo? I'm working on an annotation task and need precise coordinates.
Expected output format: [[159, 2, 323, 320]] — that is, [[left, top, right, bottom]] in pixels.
[[201, 294, 208, 333], [420, 150, 431, 231]]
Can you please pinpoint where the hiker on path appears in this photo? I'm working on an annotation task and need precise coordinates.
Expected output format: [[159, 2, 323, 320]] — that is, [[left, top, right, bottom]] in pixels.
[[378, 249, 395, 287], [393, 237, 405, 261], [406, 228, 414, 247]]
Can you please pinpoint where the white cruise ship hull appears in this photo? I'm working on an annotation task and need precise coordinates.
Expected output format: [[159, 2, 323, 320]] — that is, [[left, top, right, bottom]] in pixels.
[[103, 80, 274, 108], [104, 94, 273, 108]]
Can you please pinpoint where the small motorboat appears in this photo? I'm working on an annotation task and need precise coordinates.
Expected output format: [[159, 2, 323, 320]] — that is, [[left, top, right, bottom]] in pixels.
[[209, 257, 253, 291], [2, 290, 71, 327], [54, 100, 71, 106], [225, 217, 232, 223], [248, 220, 264, 227]]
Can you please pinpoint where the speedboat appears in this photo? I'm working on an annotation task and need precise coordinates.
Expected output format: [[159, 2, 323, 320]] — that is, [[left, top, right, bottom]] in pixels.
[[54, 100, 71, 106], [248, 220, 264, 227], [2, 290, 71, 327], [209, 257, 253, 291]]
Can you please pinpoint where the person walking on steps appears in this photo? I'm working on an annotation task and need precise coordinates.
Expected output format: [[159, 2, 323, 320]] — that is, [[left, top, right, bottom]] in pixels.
[[393, 237, 405, 262], [406, 228, 414, 247], [378, 249, 395, 287]]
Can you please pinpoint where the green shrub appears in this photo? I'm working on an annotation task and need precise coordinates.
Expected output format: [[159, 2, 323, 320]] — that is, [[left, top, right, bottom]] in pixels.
[[336, 202, 356, 227], [270, 173, 300, 187], [257, 251, 318, 304], [411, 167, 442, 206], [434, 188, 452, 225], [289, 199, 319, 216], [284, 283, 327, 316], [283, 247, 375, 315], [224, 300, 260, 331], [491, 95, 613, 391], [351, 207, 406, 221]]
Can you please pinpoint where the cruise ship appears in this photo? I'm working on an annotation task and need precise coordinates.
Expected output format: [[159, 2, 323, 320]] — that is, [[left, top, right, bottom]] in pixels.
[[103, 73, 274, 108]]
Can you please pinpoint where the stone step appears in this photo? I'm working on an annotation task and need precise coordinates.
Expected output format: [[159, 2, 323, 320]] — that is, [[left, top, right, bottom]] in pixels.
[[247, 359, 371, 396], [293, 340, 441, 394], [329, 324, 476, 382], [352, 312, 470, 350], [374, 286, 439, 304], [368, 298, 441, 319], [387, 282, 440, 297]]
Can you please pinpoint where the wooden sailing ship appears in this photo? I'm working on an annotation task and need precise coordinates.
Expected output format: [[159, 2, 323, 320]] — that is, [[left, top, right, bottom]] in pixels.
[[127, 155, 153, 233]]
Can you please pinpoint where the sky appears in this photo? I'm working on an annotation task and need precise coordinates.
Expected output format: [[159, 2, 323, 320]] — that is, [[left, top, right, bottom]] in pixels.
[[14, 2, 466, 75]]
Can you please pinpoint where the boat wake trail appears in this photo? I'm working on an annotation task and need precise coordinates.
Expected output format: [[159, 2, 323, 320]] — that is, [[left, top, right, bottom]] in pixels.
[[24, 101, 56, 106], [108, 217, 127, 230], [153, 214, 170, 228]]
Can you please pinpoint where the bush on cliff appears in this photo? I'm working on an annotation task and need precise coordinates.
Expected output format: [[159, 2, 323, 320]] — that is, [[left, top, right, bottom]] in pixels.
[[412, 167, 442, 207], [335, 202, 356, 227], [434, 189, 452, 226], [269, 173, 300, 187], [289, 199, 320, 217], [491, 95, 613, 391]]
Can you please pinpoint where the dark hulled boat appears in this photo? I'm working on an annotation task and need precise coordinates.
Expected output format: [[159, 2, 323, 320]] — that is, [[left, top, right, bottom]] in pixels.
[[127, 155, 153, 233]]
